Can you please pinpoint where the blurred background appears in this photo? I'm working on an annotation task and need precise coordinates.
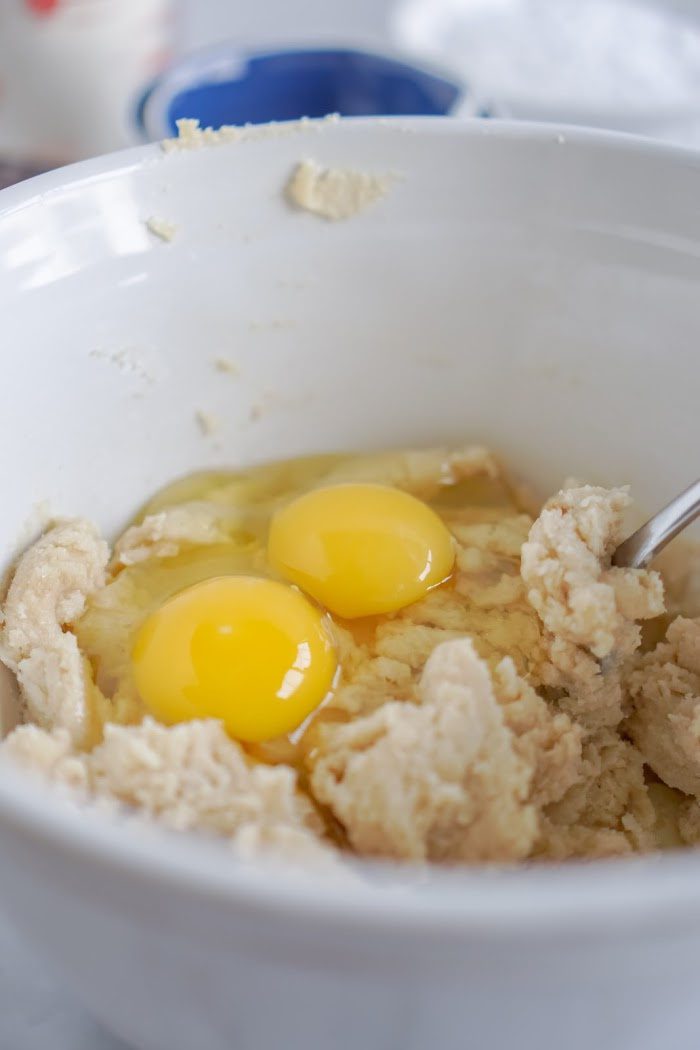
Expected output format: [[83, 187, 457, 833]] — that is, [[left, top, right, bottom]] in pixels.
[[1, 0, 700, 190], [184, 0, 700, 43]]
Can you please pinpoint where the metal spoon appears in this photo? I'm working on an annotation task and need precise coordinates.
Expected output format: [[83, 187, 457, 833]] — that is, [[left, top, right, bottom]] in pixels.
[[613, 479, 700, 569]]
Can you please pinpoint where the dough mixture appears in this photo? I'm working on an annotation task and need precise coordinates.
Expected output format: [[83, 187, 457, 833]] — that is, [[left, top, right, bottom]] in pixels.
[[2, 446, 699, 868]]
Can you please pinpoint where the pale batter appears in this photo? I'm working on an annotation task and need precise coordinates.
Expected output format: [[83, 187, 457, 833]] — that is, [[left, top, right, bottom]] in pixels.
[[1, 447, 698, 868]]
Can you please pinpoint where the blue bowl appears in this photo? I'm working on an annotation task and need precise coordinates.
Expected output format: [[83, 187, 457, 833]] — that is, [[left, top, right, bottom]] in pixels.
[[135, 44, 465, 140]]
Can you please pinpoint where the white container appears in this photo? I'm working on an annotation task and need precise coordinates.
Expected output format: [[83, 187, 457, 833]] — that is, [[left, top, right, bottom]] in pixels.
[[0, 0, 173, 164], [0, 118, 699, 1050]]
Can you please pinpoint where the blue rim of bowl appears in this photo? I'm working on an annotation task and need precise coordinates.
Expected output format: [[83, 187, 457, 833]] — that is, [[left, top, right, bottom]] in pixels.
[[134, 41, 469, 141]]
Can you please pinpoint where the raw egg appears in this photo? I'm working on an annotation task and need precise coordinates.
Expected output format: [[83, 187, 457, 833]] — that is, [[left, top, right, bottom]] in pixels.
[[132, 575, 336, 742], [267, 483, 455, 618]]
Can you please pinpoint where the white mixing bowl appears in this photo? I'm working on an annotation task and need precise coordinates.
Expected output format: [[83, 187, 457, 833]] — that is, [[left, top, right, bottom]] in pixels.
[[0, 118, 699, 1050]]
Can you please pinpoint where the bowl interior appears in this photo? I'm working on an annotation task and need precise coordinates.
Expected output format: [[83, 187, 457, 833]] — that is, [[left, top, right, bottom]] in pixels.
[[0, 118, 698, 567]]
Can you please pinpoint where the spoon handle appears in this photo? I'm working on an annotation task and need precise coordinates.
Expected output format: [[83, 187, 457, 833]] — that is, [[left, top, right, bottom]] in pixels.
[[613, 479, 700, 569]]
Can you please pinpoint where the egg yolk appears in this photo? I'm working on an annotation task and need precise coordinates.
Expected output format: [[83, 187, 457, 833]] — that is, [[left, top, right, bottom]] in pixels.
[[131, 576, 337, 742], [267, 483, 455, 619]]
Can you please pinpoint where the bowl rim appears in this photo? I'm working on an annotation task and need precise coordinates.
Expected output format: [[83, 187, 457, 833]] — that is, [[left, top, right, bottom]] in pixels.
[[2, 116, 700, 940], [1, 111, 699, 218]]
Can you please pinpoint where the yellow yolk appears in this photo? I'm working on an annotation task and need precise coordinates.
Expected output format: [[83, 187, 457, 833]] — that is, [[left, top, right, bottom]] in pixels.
[[267, 483, 455, 619], [131, 576, 337, 742]]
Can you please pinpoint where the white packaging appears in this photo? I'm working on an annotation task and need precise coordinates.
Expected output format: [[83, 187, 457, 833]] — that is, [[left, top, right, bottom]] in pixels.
[[0, 0, 173, 164], [393, 0, 700, 143]]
